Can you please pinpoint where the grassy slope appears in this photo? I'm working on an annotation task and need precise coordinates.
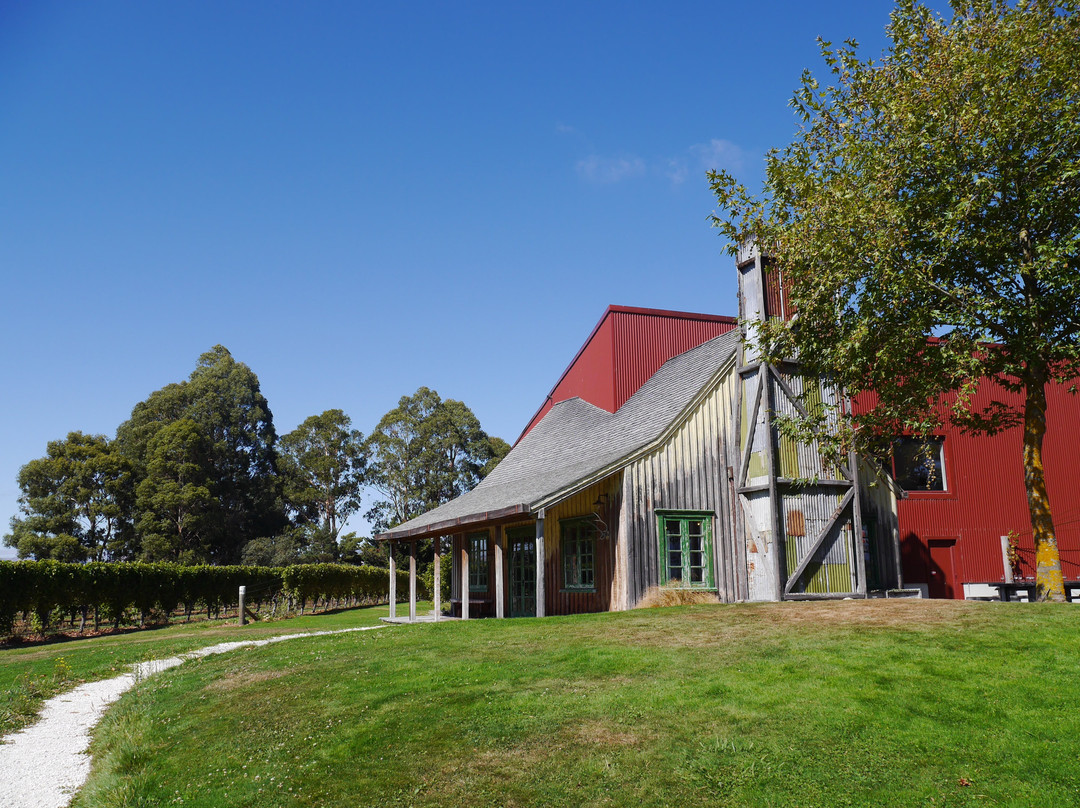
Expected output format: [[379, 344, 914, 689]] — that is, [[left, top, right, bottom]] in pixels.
[[66, 600, 1080, 808], [0, 604, 408, 736]]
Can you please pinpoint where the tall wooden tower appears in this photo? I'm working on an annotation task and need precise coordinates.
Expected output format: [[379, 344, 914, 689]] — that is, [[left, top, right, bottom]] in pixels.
[[733, 244, 868, 600]]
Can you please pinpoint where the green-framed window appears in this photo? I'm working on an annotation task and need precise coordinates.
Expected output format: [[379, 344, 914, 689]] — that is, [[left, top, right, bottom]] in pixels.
[[467, 531, 489, 592], [561, 518, 596, 592], [657, 511, 715, 588]]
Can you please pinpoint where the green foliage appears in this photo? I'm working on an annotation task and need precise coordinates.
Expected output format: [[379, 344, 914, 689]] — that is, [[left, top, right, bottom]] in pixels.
[[365, 387, 510, 533], [136, 418, 217, 563], [0, 560, 404, 640], [712, 0, 1080, 441], [117, 345, 286, 564], [711, 0, 1080, 598], [5, 432, 135, 562], [278, 409, 367, 540]]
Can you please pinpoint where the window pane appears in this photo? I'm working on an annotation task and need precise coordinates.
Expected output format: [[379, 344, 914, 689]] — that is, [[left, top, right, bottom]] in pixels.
[[893, 437, 946, 491], [468, 533, 488, 591], [561, 520, 595, 590], [660, 514, 712, 588]]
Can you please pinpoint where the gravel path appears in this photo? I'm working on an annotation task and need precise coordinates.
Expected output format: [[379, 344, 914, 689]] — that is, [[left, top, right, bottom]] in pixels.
[[0, 625, 388, 808]]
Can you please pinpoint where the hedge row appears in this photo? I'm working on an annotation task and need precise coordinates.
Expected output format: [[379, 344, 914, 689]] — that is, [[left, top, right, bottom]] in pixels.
[[0, 560, 417, 635]]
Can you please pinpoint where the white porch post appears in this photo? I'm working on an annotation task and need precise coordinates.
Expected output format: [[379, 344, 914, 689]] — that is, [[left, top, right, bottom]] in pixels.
[[461, 534, 470, 620], [408, 540, 417, 622], [494, 525, 505, 619], [535, 510, 546, 617], [388, 541, 397, 620], [433, 536, 442, 621]]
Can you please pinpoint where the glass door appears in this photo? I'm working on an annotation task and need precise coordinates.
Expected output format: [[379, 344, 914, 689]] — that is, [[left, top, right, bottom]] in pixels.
[[509, 529, 536, 617]]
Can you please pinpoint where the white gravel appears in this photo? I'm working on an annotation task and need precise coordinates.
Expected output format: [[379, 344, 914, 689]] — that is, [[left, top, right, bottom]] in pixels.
[[0, 624, 388, 808]]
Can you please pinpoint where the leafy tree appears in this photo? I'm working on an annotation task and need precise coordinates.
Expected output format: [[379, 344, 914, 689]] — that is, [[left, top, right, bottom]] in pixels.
[[710, 0, 1080, 600], [240, 525, 339, 566], [278, 409, 367, 542], [5, 432, 135, 562], [136, 419, 217, 563], [365, 387, 510, 533], [117, 345, 286, 563]]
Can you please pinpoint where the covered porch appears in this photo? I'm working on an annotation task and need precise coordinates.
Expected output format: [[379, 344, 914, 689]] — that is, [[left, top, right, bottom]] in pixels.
[[378, 505, 552, 624]]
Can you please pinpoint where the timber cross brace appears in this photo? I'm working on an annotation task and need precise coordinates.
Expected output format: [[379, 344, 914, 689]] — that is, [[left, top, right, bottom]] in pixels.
[[734, 247, 867, 601]]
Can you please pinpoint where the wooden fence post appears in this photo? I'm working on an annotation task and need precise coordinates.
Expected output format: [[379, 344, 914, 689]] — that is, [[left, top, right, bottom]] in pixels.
[[238, 586, 246, 626]]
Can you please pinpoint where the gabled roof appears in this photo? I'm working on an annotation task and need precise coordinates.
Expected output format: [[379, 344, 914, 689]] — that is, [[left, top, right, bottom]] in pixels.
[[376, 329, 739, 541]]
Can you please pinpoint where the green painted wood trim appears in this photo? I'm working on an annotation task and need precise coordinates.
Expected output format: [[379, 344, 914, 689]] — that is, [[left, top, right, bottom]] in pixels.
[[655, 510, 716, 590]]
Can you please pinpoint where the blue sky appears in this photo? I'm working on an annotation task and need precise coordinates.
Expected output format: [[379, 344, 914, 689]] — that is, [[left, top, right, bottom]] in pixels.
[[0, 1, 936, 556]]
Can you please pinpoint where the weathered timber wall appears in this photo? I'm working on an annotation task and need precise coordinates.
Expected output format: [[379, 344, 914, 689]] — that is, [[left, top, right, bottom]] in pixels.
[[543, 475, 622, 615], [622, 363, 739, 607]]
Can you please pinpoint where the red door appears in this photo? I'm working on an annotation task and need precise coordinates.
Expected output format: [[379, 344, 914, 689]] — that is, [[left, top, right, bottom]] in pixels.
[[927, 539, 958, 599]]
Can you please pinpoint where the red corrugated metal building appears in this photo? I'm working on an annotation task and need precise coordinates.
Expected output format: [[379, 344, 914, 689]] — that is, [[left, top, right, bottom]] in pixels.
[[517, 305, 737, 442], [523, 304, 1080, 599]]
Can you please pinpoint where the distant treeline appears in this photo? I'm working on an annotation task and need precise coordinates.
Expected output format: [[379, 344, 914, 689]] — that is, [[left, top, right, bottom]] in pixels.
[[5, 345, 508, 567], [0, 560, 418, 635]]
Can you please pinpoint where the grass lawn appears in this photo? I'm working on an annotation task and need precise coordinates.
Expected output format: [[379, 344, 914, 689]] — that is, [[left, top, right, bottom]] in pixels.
[[0, 603, 405, 737], [60, 599, 1080, 807]]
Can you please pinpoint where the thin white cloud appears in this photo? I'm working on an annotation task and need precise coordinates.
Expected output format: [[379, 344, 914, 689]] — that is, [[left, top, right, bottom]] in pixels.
[[576, 154, 647, 184], [570, 138, 751, 186], [667, 139, 750, 186], [691, 138, 748, 174]]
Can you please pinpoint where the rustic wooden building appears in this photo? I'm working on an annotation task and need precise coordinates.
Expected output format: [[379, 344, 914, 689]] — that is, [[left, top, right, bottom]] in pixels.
[[376, 250, 904, 619]]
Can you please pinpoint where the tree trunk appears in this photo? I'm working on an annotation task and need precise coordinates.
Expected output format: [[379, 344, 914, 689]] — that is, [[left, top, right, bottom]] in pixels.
[[1023, 371, 1066, 602]]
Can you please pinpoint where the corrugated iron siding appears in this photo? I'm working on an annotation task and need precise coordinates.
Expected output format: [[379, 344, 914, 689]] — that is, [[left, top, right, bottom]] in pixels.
[[781, 490, 854, 594], [622, 363, 739, 606], [543, 475, 621, 615], [868, 378, 1080, 595], [613, 310, 736, 411]]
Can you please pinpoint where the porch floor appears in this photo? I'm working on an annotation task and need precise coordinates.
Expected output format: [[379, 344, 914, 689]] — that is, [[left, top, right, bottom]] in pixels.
[[381, 612, 459, 624]]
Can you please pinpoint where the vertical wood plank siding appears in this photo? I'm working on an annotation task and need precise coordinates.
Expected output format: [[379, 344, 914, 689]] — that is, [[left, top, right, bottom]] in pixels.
[[623, 365, 739, 607], [542, 476, 623, 615]]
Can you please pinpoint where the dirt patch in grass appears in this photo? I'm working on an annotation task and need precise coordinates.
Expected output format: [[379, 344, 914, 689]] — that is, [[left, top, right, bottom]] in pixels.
[[747, 598, 991, 630], [203, 670, 286, 692], [576, 599, 993, 652], [570, 719, 649, 748]]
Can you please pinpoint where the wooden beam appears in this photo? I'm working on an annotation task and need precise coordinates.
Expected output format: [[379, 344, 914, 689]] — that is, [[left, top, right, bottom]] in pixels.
[[738, 371, 763, 488], [494, 525, 505, 619], [388, 542, 396, 620], [768, 366, 855, 485], [850, 449, 867, 596], [762, 367, 786, 599], [783, 488, 856, 595], [408, 541, 417, 622], [739, 478, 853, 494], [433, 536, 441, 622], [461, 535, 470, 620], [535, 511, 545, 618], [374, 504, 530, 542]]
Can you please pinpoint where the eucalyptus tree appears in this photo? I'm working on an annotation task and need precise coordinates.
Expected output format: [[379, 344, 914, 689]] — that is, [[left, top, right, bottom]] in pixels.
[[117, 345, 286, 563], [710, 0, 1080, 600], [136, 418, 217, 563], [278, 409, 367, 542], [365, 387, 510, 533]]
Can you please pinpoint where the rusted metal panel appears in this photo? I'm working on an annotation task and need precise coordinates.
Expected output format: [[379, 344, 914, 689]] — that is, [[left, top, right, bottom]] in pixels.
[[623, 366, 740, 606], [878, 377, 1080, 597]]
